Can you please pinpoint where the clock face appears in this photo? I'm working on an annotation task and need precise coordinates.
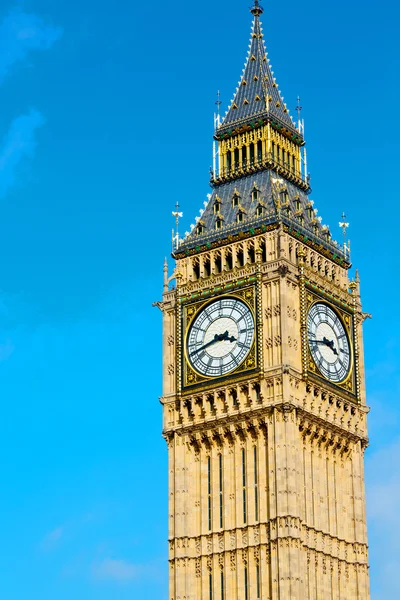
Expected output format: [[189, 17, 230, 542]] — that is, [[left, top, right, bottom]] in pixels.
[[307, 303, 351, 383], [186, 297, 255, 377]]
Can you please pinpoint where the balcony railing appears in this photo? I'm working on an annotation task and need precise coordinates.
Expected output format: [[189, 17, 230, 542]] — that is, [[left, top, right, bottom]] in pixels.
[[215, 112, 304, 145]]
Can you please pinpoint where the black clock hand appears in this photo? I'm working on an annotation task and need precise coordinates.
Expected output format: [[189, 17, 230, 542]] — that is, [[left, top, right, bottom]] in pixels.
[[220, 330, 237, 343], [191, 333, 220, 355], [314, 337, 339, 356], [322, 337, 339, 356], [191, 331, 237, 356]]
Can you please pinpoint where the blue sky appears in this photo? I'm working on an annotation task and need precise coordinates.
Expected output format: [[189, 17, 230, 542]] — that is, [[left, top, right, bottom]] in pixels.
[[0, 0, 398, 598]]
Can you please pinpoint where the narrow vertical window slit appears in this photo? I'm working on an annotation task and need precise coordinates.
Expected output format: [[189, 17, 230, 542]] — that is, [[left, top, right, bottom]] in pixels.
[[219, 453, 223, 528], [208, 455, 212, 531], [242, 448, 247, 524], [254, 446, 259, 521]]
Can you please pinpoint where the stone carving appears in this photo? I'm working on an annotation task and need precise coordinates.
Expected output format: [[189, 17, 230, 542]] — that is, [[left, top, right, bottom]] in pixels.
[[195, 558, 201, 577], [207, 556, 212, 572], [254, 527, 260, 544], [218, 534, 224, 550], [278, 264, 289, 278], [230, 551, 236, 571]]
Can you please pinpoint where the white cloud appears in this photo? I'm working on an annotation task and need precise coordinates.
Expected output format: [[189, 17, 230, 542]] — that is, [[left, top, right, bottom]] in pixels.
[[91, 558, 139, 583], [39, 526, 64, 552], [0, 8, 62, 199], [0, 109, 45, 198], [0, 8, 62, 83]]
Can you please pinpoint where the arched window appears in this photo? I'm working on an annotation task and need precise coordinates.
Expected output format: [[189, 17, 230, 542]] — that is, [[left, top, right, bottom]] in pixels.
[[234, 148, 240, 170], [237, 248, 244, 266], [257, 140, 262, 163], [193, 260, 200, 280], [226, 249, 233, 270], [248, 245, 255, 263], [204, 258, 211, 277]]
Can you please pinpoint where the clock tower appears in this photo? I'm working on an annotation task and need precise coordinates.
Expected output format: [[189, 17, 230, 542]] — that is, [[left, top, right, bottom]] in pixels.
[[158, 2, 370, 598]]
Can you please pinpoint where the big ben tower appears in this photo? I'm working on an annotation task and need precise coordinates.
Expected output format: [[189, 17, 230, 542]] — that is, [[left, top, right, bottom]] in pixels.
[[158, 1, 370, 598]]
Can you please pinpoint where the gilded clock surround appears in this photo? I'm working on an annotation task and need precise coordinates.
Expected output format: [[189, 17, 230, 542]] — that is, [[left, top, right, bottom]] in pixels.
[[298, 248, 358, 399], [156, 3, 370, 599], [304, 291, 355, 393], [182, 286, 259, 390]]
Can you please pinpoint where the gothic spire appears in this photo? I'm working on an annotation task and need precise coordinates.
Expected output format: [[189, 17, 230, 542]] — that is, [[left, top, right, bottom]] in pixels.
[[219, 0, 297, 135], [175, 2, 348, 270]]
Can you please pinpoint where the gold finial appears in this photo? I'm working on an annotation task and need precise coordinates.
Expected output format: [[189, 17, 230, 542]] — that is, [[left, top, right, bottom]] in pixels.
[[175, 269, 183, 288], [297, 247, 306, 266], [250, 0, 264, 16]]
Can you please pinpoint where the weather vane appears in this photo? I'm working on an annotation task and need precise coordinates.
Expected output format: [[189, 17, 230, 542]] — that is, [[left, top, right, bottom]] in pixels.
[[213, 91, 222, 177], [215, 90, 222, 117], [339, 212, 350, 258], [296, 96, 302, 122], [295, 96, 305, 136], [172, 201, 183, 251]]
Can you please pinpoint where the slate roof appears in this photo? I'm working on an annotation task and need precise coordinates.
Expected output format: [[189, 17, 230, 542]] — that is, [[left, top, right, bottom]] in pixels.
[[218, 1, 297, 135], [178, 170, 345, 262]]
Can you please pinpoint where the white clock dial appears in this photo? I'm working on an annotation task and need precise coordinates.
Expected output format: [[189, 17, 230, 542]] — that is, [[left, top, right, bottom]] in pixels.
[[187, 297, 255, 377], [307, 303, 351, 383]]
